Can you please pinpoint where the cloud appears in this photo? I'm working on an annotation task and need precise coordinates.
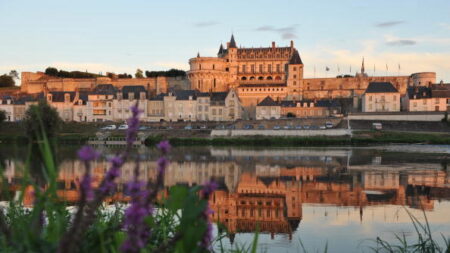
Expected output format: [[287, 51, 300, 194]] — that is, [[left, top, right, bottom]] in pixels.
[[375, 21, 404, 28], [194, 21, 219, 27], [386, 39, 416, 46], [254, 25, 298, 39], [439, 23, 450, 30]]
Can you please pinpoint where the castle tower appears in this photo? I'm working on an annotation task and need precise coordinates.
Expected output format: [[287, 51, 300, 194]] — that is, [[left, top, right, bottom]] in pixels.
[[286, 48, 304, 100], [225, 34, 239, 86]]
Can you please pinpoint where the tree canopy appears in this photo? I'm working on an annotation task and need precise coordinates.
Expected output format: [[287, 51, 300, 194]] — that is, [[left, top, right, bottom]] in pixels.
[[44, 67, 103, 79], [135, 69, 144, 78], [0, 74, 15, 87], [145, 69, 186, 78], [23, 100, 62, 140]]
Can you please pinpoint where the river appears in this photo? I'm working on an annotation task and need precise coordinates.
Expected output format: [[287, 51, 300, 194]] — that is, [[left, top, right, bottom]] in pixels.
[[1, 144, 449, 252]]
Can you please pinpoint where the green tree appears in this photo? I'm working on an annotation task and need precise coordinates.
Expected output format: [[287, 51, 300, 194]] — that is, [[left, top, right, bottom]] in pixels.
[[9, 70, 19, 80], [135, 69, 144, 78], [23, 100, 62, 141], [0, 74, 15, 87], [45, 67, 59, 76]]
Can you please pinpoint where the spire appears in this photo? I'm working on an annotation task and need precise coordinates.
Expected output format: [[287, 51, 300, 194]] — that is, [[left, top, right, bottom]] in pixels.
[[229, 34, 237, 48], [218, 43, 224, 55], [361, 57, 365, 74], [289, 49, 303, 64], [197, 52, 200, 57]]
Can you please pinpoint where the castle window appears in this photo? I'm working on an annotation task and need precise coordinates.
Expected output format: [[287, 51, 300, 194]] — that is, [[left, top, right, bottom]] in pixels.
[[251, 64, 255, 73], [276, 64, 280, 72], [259, 64, 263, 73], [199, 64, 201, 70], [267, 76, 273, 80], [242, 65, 246, 73], [258, 76, 264, 80], [213, 78, 216, 88], [293, 67, 297, 71], [275, 76, 281, 80], [213, 64, 215, 70], [268, 64, 272, 73], [225, 67, 229, 72], [293, 75, 297, 79], [249, 76, 255, 80], [241, 77, 247, 81], [293, 81, 296, 86]]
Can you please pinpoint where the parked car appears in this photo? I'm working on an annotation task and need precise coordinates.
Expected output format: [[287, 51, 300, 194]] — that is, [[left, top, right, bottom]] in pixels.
[[303, 125, 310, 130], [184, 125, 193, 130], [226, 125, 236, 129], [310, 125, 319, 130], [273, 125, 281, 130], [372, 122, 382, 130], [200, 125, 207, 129], [319, 125, 327, 130], [325, 122, 333, 128], [138, 126, 148, 131], [118, 124, 128, 130], [243, 124, 254, 130], [295, 125, 303, 130], [101, 125, 116, 130], [215, 125, 225, 129], [257, 125, 265, 130]]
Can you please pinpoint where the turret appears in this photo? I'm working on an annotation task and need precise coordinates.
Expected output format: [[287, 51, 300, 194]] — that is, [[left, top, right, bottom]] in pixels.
[[287, 49, 304, 100]]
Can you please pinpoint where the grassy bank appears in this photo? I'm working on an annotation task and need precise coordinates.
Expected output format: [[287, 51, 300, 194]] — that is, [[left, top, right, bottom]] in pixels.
[[145, 131, 450, 147]]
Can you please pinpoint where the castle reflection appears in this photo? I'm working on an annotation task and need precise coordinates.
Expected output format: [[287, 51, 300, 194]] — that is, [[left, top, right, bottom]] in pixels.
[[1, 146, 449, 241]]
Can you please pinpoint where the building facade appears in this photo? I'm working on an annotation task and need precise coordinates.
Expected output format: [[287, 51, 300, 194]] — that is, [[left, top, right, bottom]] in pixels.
[[362, 82, 400, 112]]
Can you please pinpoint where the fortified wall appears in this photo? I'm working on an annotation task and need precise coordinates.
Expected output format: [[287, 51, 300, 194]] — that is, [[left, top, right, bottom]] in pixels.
[[20, 72, 189, 95]]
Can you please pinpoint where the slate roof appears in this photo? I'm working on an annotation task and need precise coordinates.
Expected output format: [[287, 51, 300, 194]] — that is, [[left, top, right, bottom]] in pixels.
[[278, 99, 341, 108], [49, 91, 76, 102], [407, 86, 432, 99], [93, 84, 117, 95], [210, 92, 228, 106], [229, 34, 237, 48], [149, 93, 165, 101], [120, 85, 147, 99], [289, 49, 303, 64], [365, 82, 398, 93], [431, 83, 450, 98], [257, 96, 278, 106]]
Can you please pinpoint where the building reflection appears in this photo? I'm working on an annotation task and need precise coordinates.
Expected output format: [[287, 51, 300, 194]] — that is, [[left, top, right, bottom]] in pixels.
[[1, 147, 449, 241]]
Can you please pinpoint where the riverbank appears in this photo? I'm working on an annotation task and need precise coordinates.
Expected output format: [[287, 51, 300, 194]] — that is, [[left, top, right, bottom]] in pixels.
[[144, 131, 450, 147]]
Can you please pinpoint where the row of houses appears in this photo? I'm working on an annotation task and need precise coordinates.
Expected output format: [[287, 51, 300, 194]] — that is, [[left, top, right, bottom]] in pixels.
[[361, 82, 450, 113], [0, 84, 243, 122]]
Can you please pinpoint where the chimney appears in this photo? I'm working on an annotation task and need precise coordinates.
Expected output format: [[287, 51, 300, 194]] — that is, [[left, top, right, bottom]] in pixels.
[[290, 40, 294, 48], [272, 41, 276, 49], [226, 42, 230, 49]]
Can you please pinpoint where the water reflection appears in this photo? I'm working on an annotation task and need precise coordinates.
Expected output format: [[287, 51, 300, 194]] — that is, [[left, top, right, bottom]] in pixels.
[[1, 145, 449, 252]]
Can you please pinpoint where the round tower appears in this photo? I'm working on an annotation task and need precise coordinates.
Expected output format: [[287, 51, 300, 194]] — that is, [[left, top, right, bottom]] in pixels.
[[410, 72, 436, 87], [187, 56, 229, 92]]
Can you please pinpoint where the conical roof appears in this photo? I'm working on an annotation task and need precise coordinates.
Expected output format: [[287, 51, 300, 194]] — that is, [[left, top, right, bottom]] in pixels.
[[289, 50, 303, 64], [229, 34, 237, 48]]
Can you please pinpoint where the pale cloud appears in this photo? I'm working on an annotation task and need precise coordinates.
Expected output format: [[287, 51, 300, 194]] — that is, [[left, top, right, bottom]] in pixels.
[[384, 35, 416, 46], [194, 21, 219, 27], [375, 20, 404, 28], [439, 23, 450, 30], [255, 25, 298, 40]]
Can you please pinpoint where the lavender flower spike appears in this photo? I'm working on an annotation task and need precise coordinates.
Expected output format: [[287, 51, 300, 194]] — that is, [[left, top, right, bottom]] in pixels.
[[156, 140, 171, 154], [77, 145, 100, 162], [126, 104, 142, 145]]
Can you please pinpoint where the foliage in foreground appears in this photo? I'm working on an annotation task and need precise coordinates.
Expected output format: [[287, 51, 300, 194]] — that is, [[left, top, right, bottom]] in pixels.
[[0, 103, 256, 253]]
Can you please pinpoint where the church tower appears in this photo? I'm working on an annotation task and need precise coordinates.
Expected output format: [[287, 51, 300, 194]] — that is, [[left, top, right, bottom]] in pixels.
[[225, 35, 239, 87], [286, 45, 304, 100]]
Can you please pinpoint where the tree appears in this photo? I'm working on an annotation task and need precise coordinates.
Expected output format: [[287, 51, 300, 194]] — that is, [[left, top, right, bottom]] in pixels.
[[45, 67, 59, 76], [9, 70, 19, 80], [0, 74, 15, 87], [135, 69, 144, 78], [23, 100, 62, 140], [0, 110, 6, 124]]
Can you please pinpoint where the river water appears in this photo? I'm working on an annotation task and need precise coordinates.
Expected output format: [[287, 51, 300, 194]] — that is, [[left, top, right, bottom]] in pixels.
[[1, 144, 449, 252]]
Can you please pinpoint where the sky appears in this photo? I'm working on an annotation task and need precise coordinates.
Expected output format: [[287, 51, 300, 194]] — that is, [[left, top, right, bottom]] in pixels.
[[1, 0, 450, 83]]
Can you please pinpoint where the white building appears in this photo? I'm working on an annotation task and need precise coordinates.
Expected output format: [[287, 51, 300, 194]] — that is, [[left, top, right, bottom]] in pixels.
[[403, 86, 447, 112], [362, 82, 400, 112]]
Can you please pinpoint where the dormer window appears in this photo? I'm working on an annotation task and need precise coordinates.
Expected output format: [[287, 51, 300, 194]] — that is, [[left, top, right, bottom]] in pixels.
[[117, 93, 122, 100], [129, 93, 134, 100], [189, 96, 192, 100], [7, 99, 11, 105], [47, 94, 52, 102], [78, 100, 83, 105], [140, 92, 146, 100]]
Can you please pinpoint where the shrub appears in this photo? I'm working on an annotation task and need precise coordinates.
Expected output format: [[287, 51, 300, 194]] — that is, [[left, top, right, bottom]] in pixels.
[[23, 100, 62, 140]]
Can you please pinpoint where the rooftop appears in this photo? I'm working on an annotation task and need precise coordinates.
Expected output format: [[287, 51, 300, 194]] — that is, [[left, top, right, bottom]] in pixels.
[[365, 82, 398, 93]]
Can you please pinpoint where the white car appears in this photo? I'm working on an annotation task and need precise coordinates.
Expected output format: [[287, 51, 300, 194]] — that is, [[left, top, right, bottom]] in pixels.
[[101, 125, 116, 130], [118, 124, 129, 130]]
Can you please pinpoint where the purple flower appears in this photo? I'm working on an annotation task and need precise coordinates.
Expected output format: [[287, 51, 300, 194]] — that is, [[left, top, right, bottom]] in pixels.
[[99, 155, 123, 194], [80, 174, 94, 201], [157, 157, 169, 173], [126, 104, 142, 145], [77, 146, 100, 162], [156, 140, 171, 154], [202, 180, 218, 199]]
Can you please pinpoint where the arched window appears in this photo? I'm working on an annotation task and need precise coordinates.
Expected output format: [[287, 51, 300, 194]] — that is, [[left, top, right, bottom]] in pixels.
[[275, 76, 282, 80], [267, 76, 273, 80], [241, 77, 247, 81], [249, 76, 255, 80], [258, 76, 264, 80]]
